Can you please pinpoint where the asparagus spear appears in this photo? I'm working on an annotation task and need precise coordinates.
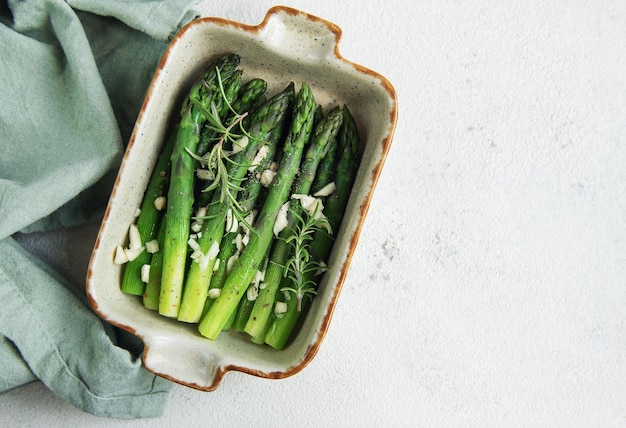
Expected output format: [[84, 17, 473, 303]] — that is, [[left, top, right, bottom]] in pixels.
[[264, 105, 360, 350], [143, 212, 168, 310], [199, 81, 276, 318], [312, 105, 361, 261], [120, 130, 175, 295], [177, 84, 293, 322], [231, 78, 268, 118], [203, 83, 295, 315], [159, 54, 240, 318], [243, 106, 343, 339], [198, 82, 317, 340], [231, 253, 268, 332]]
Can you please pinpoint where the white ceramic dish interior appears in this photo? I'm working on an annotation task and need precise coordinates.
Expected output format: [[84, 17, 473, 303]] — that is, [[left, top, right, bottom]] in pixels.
[[87, 6, 397, 391]]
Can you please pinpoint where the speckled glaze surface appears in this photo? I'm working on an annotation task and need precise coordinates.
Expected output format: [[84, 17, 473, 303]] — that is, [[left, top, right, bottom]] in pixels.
[[86, 6, 397, 391]]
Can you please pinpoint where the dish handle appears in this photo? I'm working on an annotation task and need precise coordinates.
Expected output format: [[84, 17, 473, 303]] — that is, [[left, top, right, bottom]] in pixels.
[[257, 6, 343, 61], [142, 335, 222, 391]]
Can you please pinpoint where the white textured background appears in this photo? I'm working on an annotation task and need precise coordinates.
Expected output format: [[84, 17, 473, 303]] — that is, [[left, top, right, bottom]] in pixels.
[[3, 0, 626, 426]]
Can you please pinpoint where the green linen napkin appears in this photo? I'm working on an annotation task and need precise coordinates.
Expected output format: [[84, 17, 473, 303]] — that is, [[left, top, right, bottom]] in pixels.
[[0, 0, 203, 419]]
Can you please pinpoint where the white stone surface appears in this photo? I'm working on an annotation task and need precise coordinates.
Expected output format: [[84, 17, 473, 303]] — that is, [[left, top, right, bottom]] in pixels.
[[3, 0, 626, 426]]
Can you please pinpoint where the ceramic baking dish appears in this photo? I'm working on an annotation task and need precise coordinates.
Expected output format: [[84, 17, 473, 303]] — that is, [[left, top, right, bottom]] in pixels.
[[87, 5, 397, 391]]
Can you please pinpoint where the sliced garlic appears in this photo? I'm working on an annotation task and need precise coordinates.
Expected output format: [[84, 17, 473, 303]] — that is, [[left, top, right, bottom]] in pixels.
[[259, 169, 276, 187], [145, 239, 159, 254], [246, 285, 259, 301], [128, 224, 142, 250], [314, 182, 336, 197], [231, 135, 249, 154], [153, 196, 166, 211], [248, 144, 270, 172], [225, 209, 238, 233], [291, 194, 326, 219], [113, 246, 129, 264], [273, 201, 291, 236], [140, 264, 151, 283], [124, 246, 144, 262], [207, 240, 220, 259], [227, 253, 239, 274], [196, 169, 214, 181], [274, 301, 288, 315]]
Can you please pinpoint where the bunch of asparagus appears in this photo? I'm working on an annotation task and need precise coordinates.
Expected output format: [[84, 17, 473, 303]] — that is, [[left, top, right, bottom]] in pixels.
[[115, 54, 360, 349]]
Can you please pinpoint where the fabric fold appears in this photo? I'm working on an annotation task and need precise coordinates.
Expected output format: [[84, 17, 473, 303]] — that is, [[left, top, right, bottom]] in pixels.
[[0, 237, 173, 419], [0, 0, 206, 419]]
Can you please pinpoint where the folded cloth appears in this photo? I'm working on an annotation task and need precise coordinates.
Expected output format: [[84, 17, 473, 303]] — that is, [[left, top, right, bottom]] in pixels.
[[0, 0, 205, 419]]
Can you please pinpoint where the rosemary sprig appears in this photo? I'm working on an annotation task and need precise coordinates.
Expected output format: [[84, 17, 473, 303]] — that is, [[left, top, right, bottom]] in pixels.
[[185, 68, 259, 230], [281, 202, 332, 312]]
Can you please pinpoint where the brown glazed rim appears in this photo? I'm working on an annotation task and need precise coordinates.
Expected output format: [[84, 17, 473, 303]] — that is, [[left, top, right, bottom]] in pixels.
[[87, 5, 398, 391]]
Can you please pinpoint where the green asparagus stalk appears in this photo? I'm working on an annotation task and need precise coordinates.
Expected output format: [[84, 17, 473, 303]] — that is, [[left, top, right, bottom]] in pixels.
[[244, 106, 343, 339], [192, 69, 243, 210], [264, 105, 360, 350], [198, 82, 317, 340], [231, 253, 266, 332], [200, 84, 290, 319], [177, 84, 293, 322], [222, 306, 237, 331], [120, 130, 175, 295], [311, 105, 361, 260], [159, 54, 240, 317], [198, 80, 272, 318], [143, 213, 168, 310], [231, 78, 268, 117]]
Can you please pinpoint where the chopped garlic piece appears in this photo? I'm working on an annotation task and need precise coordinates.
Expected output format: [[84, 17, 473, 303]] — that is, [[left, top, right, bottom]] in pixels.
[[252, 269, 265, 287], [208, 288, 221, 299], [273, 201, 291, 236], [291, 194, 326, 219], [231, 135, 249, 154], [268, 161, 279, 171], [128, 224, 142, 250], [246, 285, 259, 301], [190, 250, 210, 271], [259, 169, 276, 187], [145, 239, 159, 254], [113, 246, 129, 264], [134, 208, 141, 217], [188, 237, 201, 252], [241, 210, 256, 237], [207, 240, 220, 259], [248, 144, 270, 172], [234, 233, 244, 252], [213, 259, 221, 272], [314, 182, 336, 197], [227, 253, 239, 273], [124, 246, 144, 261], [153, 196, 166, 211], [225, 209, 238, 233], [141, 264, 150, 283], [196, 169, 214, 181], [274, 301, 288, 315]]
